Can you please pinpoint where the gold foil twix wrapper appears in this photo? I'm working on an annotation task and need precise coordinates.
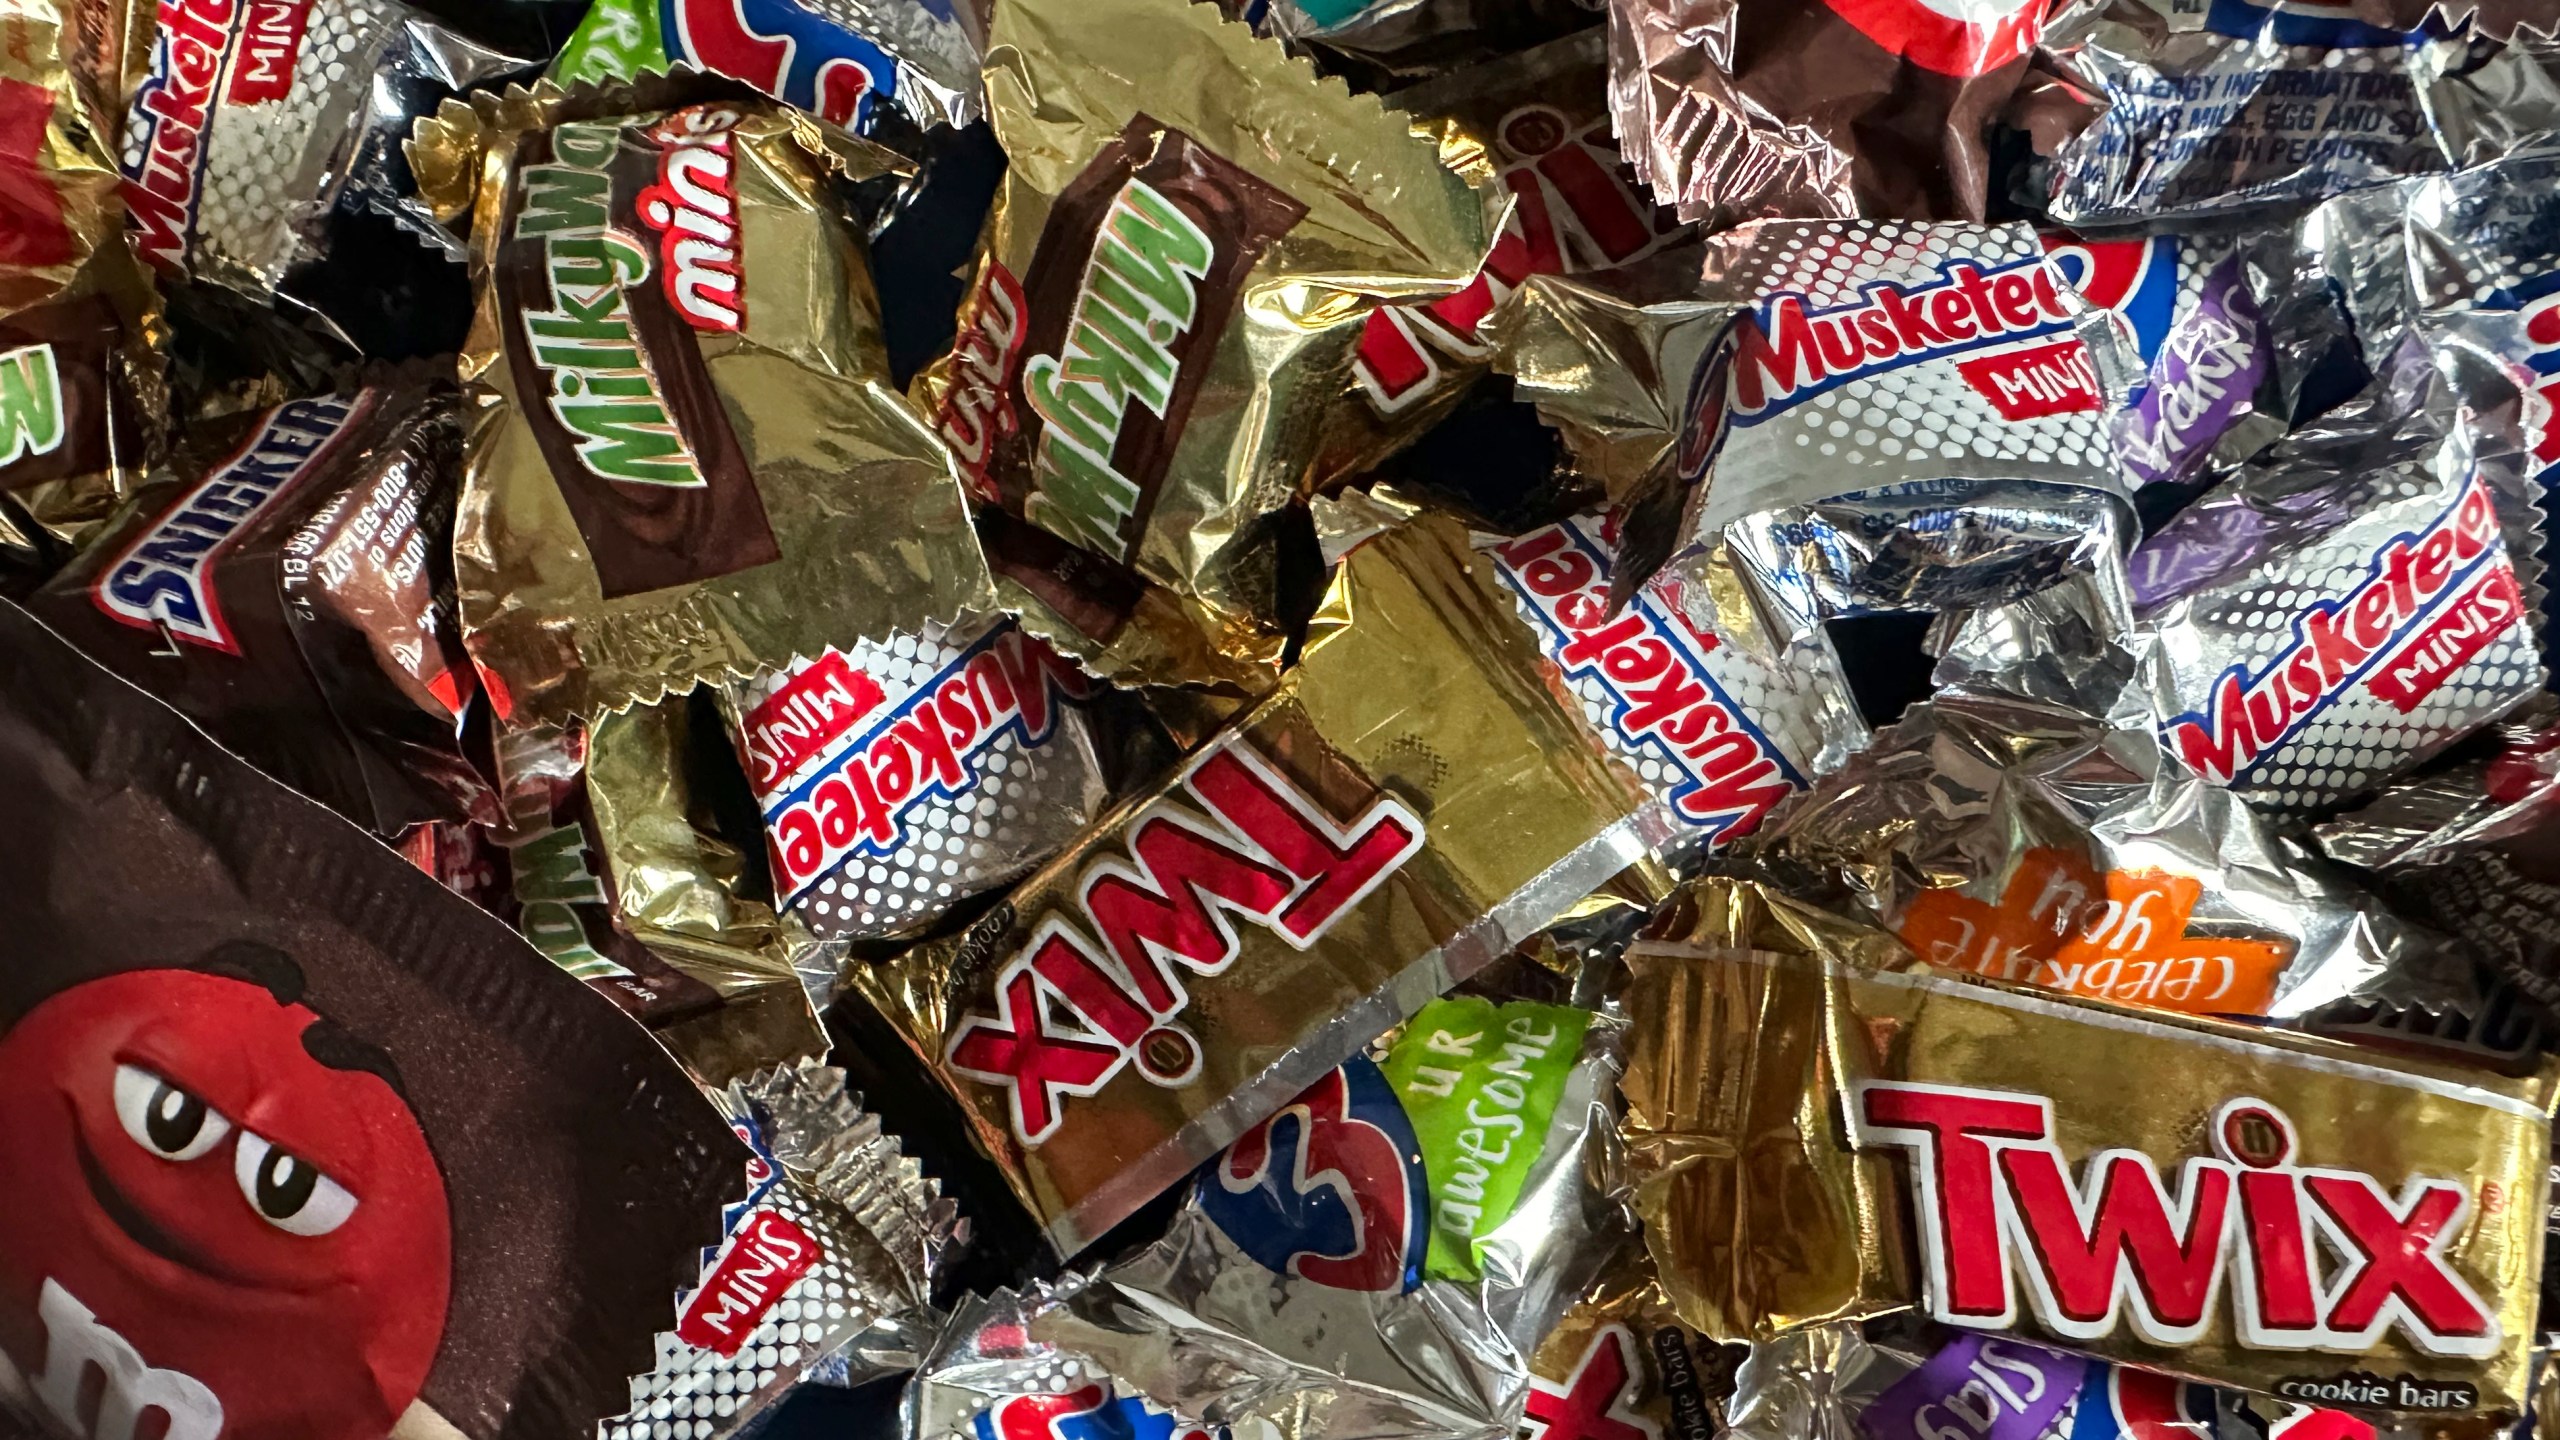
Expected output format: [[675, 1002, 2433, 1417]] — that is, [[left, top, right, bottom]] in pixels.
[[436, 92, 992, 724], [0, 0, 159, 547], [1309, 28, 1690, 491], [1527, 1239, 1746, 1440], [1621, 878, 2560, 1415], [910, 0, 1493, 689], [850, 514, 1669, 1252]]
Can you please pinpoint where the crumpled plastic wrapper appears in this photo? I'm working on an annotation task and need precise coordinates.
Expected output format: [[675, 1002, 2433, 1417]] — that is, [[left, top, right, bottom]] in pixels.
[[1744, 686, 2469, 1021], [603, 1062, 965, 1440], [551, 0, 986, 136]]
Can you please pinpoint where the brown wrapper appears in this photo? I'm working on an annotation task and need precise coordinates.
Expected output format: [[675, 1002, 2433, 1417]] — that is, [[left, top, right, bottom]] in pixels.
[[436, 92, 992, 725], [493, 710, 828, 1090], [848, 513, 1668, 1253], [0, 597, 746, 1440], [1621, 878, 2560, 1415], [909, 0, 1495, 689], [1604, 0, 2094, 227], [29, 380, 488, 836], [0, 0, 161, 547]]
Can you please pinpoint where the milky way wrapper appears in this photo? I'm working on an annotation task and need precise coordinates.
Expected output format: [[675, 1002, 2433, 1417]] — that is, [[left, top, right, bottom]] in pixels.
[[0, 599, 747, 1440], [435, 95, 992, 725], [848, 516, 1669, 1253], [909, 0, 1493, 689], [1, 0, 160, 546], [1620, 881, 2560, 1415]]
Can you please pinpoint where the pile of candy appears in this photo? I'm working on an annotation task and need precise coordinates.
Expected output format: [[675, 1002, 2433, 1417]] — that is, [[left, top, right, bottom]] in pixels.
[[10, 0, 2560, 1438]]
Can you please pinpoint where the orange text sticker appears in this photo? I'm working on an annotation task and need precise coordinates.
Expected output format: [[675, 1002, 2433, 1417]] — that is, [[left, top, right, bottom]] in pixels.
[[1899, 847, 2293, 1015]]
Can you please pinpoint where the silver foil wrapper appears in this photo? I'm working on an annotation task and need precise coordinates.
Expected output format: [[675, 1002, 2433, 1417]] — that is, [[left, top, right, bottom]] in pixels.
[[906, 1282, 1251, 1440], [1018, 1007, 1630, 1440], [604, 1062, 963, 1440], [2131, 345, 2547, 816], [2039, 0, 2560, 225], [1744, 686, 2466, 1021], [1479, 514, 1864, 860], [120, 0, 530, 296], [722, 614, 1113, 943]]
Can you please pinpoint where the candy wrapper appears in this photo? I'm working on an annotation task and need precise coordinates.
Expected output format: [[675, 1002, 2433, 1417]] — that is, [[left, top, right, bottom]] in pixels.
[[423, 94, 994, 724], [1604, 0, 2083, 228], [2318, 717, 2560, 1026], [909, 0, 1493, 688], [1620, 879, 2558, 1413], [492, 703, 832, 1088], [604, 1062, 962, 1440], [27, 379, 488, 837], [0, 597, 747, 1440], [721, 612, 1119, 943], [1033, 1001, 1624, 1440], [1, 0, 160, 547], [117, 0, 533, 295], [551, 0, 985, 135], [1746, 686, 2461, 1020], [1247, 0, 1595, 91], [2038, 3, 2560, 226], [1522, 1235, 1745, 1440], [905, 1281, 1255, 1440], [847, 515, 1668, 1253], [2132, 344, 2546, 816], [1313, 29, 1691, 491], [1480, 512, 1862, 857]]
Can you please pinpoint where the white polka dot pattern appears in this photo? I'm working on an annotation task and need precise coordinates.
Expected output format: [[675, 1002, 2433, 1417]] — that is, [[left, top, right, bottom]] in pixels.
[[1690, 221, 2124, 535], [727, 617, 1108, 941]]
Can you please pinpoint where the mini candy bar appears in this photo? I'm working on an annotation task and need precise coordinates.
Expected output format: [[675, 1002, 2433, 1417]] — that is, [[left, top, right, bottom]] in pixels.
[[0, 0, 160, 546], [1621, 883, 2559, 1412], [903, 1283, 1237, 1440], [721, 612, 1113, 943], [1523, 1239, 1744, 1440], [29, 379, 487, 837], [2318, 719, 2560, 1026], [1047, 1001, 1623, 1440], [909, 0, 1491, 687], [116, 0, 529, 296], [2038, 2, 2560, 226], [1604, 0, 2078, 228], [1312, 29, 1692, 490], [848, 515, 1666, 1253], [434, 94, 993, 724], [553, 0, 984, 135], [497, 707, 831, 1089], [604, 1063, 961, 1440], [1746, 688, 2457, 1021], [2133, 347, 2546, 816], [1672, 220, 2128, 544], [0, 598, 746, 1440], [1481, 512, 1860, 855]]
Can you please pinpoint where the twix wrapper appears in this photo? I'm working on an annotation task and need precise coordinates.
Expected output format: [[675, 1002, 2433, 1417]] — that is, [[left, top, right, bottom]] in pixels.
[[1621, 879, 2560, 1415], [911, 0, 1492, 688], [1312, 28, 1691, 490], [847, 515, 1667, 1252], [427, 93, 992, 724], [1, 0, 159, 547]]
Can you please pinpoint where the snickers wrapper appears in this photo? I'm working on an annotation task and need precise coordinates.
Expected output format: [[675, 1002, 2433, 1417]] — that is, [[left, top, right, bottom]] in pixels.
[[433, 94, 993, 725], [1620, 877, 2559, 1415], [848, 515, 1668, 1254], [909, 0, 1492, 689], [1, 0, 159, 546], [0, 598, 746, 1440], [30, 381, 487, 836]]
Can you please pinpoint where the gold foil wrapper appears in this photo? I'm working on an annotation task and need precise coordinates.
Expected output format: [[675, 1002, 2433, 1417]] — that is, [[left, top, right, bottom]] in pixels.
[[1621, 878, 2560, 1415], [447, 93, 991, 725], [1490, 255, 1726, 506], [1308, 28, 1692, 494], [0, 0, 161, 544], [850, 514, 1666, 1252], [1530, 1240, 1745, 1440], [909, 0, 1495, 688]]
